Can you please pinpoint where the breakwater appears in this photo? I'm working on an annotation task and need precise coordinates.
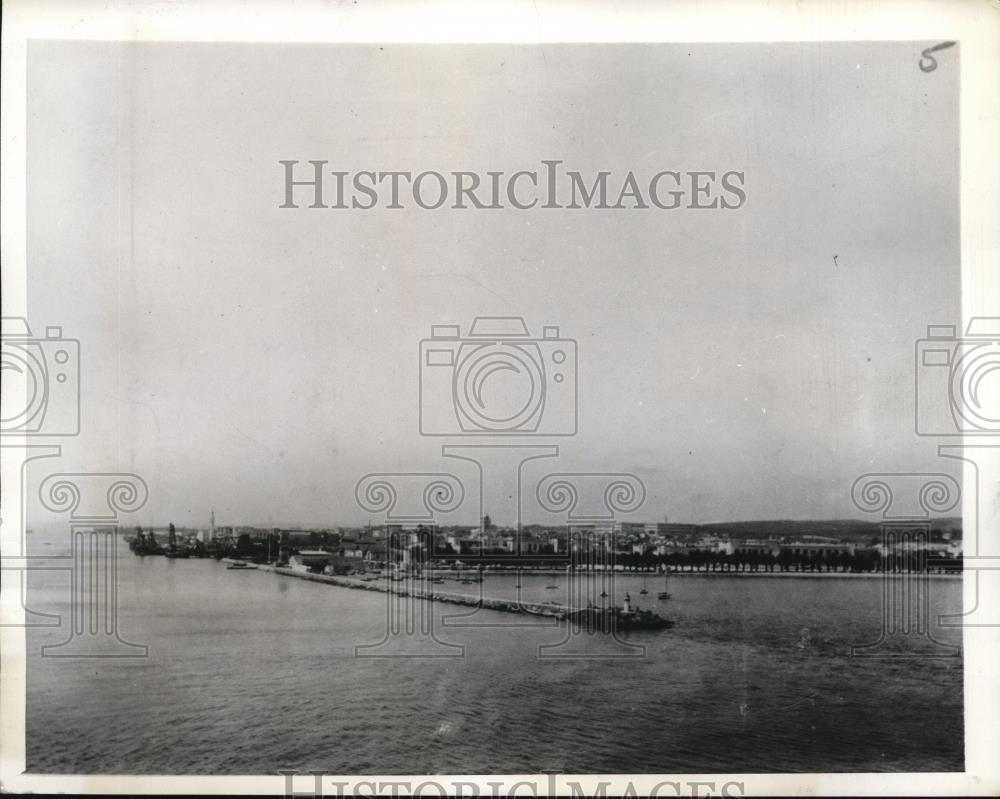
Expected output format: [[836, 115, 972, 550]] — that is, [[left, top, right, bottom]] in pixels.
[[241, 561, 577, 618]]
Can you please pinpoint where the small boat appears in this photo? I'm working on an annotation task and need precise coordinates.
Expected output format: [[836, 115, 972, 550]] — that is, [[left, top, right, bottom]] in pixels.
[[639, 575, 649, 595], [658, 569, 671, 600], [545, 584, 558, 590], [226, 561, 257, 570], [599, 591, 608, 598]]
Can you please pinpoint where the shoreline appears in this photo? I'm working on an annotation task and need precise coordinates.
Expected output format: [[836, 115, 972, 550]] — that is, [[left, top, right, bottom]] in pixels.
[[221, 560, 962, 580], [387, 567, 961, 580]]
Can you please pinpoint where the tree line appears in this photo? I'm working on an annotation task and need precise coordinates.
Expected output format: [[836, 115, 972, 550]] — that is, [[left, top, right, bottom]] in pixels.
[[614, 548, 961, 574]]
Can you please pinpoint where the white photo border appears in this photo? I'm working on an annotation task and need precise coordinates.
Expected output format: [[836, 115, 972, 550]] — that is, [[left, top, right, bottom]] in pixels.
[[2, 0, 997, 795]]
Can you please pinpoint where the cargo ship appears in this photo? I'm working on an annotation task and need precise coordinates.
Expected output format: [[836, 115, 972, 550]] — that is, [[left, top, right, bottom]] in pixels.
[[128, 526, 165, 556]]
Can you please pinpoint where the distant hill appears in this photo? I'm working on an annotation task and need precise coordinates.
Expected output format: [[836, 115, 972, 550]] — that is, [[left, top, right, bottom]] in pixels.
[[693, 517, 962, 543]]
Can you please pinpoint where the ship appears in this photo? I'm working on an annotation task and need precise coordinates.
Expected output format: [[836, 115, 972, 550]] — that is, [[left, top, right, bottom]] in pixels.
[[163, 522, 191, 558], [128, 526, 165, 556]]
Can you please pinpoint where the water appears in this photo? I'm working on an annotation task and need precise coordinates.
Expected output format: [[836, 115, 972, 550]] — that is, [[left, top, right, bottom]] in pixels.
[[24, 535, 963, 774]]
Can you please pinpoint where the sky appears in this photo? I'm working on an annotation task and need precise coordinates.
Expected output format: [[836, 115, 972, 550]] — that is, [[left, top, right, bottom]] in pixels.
[[24, 41, 960, 528]]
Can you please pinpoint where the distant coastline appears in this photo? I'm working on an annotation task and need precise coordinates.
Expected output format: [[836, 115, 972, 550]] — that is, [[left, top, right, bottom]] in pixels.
[[419, 566, 962, 579]]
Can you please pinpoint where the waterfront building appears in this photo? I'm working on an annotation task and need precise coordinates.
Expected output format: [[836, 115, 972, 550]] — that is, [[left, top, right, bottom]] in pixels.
[[288, 550, 333, 573], [733, 540, 782, 557], [363, 543, 388, 567], [522, 538, 543, 554], [873, 539, 957, 558], [339, 540, 366, 558], [781, 541, 856, 557]]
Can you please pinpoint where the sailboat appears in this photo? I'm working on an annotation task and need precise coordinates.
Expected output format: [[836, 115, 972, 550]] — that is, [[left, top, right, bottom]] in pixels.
[[639, 573, 649, 595], [657, 568, 671, 600]]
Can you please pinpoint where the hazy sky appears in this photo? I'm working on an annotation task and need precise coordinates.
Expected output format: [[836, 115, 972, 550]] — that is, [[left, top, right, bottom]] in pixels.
[[25, 42, 960, 528]]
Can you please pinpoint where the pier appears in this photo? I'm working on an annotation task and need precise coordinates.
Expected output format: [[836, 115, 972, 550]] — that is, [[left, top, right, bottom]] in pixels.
[[224, 560, 672, 627]]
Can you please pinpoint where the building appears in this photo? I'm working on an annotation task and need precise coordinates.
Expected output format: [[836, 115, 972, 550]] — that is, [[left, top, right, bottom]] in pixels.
[[339, 539, 366, 558], [696, 537, 734, 555], [780, 541, 856, 558], [363, 543, 389, 567], [733, 540, 782, 557], [288, 550, 333, 573]]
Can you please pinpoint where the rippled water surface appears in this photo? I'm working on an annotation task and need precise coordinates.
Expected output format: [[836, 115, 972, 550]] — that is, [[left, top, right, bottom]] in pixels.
[[25, 536, 963, 774]]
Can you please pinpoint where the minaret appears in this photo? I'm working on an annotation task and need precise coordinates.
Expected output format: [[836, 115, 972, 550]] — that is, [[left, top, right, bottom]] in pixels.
[[209, 510, 216, 543]]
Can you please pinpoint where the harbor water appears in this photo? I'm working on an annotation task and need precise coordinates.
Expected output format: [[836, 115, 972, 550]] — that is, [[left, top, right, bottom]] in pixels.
[[25, 534, 963, 774]]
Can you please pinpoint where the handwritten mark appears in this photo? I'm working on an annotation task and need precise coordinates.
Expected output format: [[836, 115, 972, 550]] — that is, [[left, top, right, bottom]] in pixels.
[[833, 255, 839, 267], [919, 42, 956, 73]]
